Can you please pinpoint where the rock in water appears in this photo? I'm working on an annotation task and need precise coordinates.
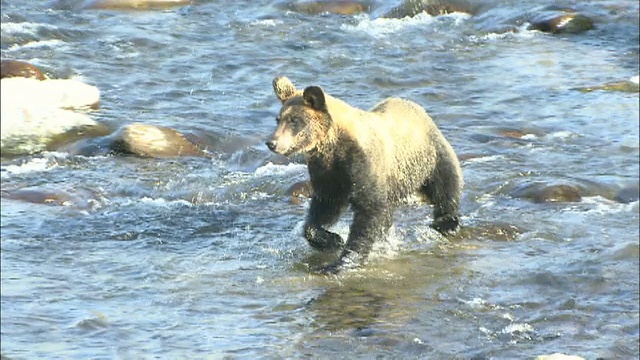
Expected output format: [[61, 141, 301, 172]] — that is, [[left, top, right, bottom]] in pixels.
[[528, 7, 594, 34], [1, 60, 48, 80], [1, 77, 102, 157], [109, 123, 207, 158], [283, 1, 369, 15], [510, 183, 583, 203], [1, 77, 100, 110], [79, 0, 192, 10], [381, 0, 477, 18]]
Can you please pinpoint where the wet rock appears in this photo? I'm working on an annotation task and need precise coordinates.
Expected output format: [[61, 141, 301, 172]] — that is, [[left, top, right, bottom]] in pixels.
[[510, 183, 582, 203], [74, 312, 110, 331], [1, 77, 103, 157], [528, 7, 595, 34], [497, 129, 527, 139], [1, 60, 48, 80], [45, 123, 113, 153], [614, 184, 639, 204], [468, 132, 535, 147], [99, 123, 209, 158], [282, 0, 369, 15], [286, 180, 313, 204], [61, 125, 276, 160], [1, 107, 102, 158], [2, 186, 100, 209], [1, 77, 100, 110], [71, 0, 193, 10], [575, 76, 640, 93], [382, 0, 478, 19], [494, 127, 548, 140], [457, 153, 486, 161]]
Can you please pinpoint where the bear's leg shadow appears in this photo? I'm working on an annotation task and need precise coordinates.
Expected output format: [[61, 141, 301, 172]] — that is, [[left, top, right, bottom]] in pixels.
[[320, 205, 393, 274], [420, 156, 462, 235], [304, 195, 348, 252]]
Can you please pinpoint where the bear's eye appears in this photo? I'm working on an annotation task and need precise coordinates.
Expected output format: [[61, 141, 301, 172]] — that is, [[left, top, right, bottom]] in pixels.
[[275, 116, 281, 124]]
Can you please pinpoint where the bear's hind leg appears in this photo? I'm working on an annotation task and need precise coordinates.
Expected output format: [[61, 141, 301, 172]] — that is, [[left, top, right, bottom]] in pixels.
[[304, 195, 348, 251], [420, 157, 462, 235]]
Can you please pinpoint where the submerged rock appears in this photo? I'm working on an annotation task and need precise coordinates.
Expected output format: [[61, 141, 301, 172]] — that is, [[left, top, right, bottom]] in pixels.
[[2, 186, 101, 209], [382, 0, 477, 18], [282, 0, 370, 15], [510, 183, 583, 203], [575, 76, 640, 93], [1, 60, 48, 80], [614, 184, 639, 204]]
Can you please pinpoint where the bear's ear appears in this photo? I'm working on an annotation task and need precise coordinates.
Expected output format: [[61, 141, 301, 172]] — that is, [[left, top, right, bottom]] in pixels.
[[302, 86, 327, 111], [273, 76, 296, 103]]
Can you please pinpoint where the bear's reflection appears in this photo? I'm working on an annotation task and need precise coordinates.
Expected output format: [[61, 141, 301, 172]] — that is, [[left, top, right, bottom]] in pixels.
[[306, 285, 386, 333]]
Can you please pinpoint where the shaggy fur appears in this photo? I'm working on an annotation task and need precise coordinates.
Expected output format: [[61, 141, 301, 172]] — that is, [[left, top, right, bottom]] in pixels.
[[266, 76, 463, 274]]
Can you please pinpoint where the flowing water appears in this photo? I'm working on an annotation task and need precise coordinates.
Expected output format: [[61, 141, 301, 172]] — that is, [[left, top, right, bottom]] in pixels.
[[1, 0, 639, 358]]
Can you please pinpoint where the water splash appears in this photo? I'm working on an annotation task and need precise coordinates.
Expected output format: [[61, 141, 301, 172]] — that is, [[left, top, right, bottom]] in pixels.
[[341, 12, 470, 38]]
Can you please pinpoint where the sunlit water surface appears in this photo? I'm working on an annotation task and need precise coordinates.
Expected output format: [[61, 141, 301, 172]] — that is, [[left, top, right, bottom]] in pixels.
[[1, 0, 638, 358]]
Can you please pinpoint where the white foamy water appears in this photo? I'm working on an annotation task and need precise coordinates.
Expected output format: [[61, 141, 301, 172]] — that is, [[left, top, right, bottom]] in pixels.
[[0, 21, 58, 36], [341, 12, 470, 37], [565, 196, 639, 215], [467, 24, 538, 43], [254, 162, 307, 177], [0, 154, 62, 178], [139, 197, 194, 207], [8, 39, 67, 51]]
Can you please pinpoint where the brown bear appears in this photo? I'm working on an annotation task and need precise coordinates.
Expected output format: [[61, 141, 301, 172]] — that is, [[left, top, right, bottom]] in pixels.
[[266, 76, 463, 274]]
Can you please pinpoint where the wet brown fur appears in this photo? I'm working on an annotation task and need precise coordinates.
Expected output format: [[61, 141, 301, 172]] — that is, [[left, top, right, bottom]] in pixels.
[[268, 76, 463, 273]]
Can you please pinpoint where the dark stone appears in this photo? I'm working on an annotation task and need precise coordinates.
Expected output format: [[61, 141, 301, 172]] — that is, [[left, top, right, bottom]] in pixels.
[[614, 184, 639, 204], [382, 0, 478, 19], [528, 7, 595, 34]]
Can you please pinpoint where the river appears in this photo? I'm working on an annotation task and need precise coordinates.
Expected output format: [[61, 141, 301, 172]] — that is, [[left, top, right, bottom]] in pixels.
[[1, 0, 638, 358]]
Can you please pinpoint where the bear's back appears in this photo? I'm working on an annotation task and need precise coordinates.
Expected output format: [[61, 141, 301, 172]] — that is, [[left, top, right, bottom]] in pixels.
[[368, 97, 440, 153], [325, 95, 442, 199]]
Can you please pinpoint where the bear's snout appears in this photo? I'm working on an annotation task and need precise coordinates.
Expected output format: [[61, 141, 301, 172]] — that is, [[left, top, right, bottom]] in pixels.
[[265, 139, 277, 152]]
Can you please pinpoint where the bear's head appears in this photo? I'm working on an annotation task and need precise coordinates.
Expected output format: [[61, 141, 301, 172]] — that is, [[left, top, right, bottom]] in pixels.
[[266, 76, 332, 157]]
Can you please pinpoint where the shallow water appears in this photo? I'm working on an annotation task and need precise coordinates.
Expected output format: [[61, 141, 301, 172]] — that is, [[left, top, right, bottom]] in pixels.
[[1, 0, 639, 358]]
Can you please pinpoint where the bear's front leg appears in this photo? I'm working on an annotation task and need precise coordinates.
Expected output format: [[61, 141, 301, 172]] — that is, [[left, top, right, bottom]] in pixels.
[[304, 194, 348, 252], [319, 206, 392, 274], [431, 214, 460, 235], [304, 224, 344, 251]]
